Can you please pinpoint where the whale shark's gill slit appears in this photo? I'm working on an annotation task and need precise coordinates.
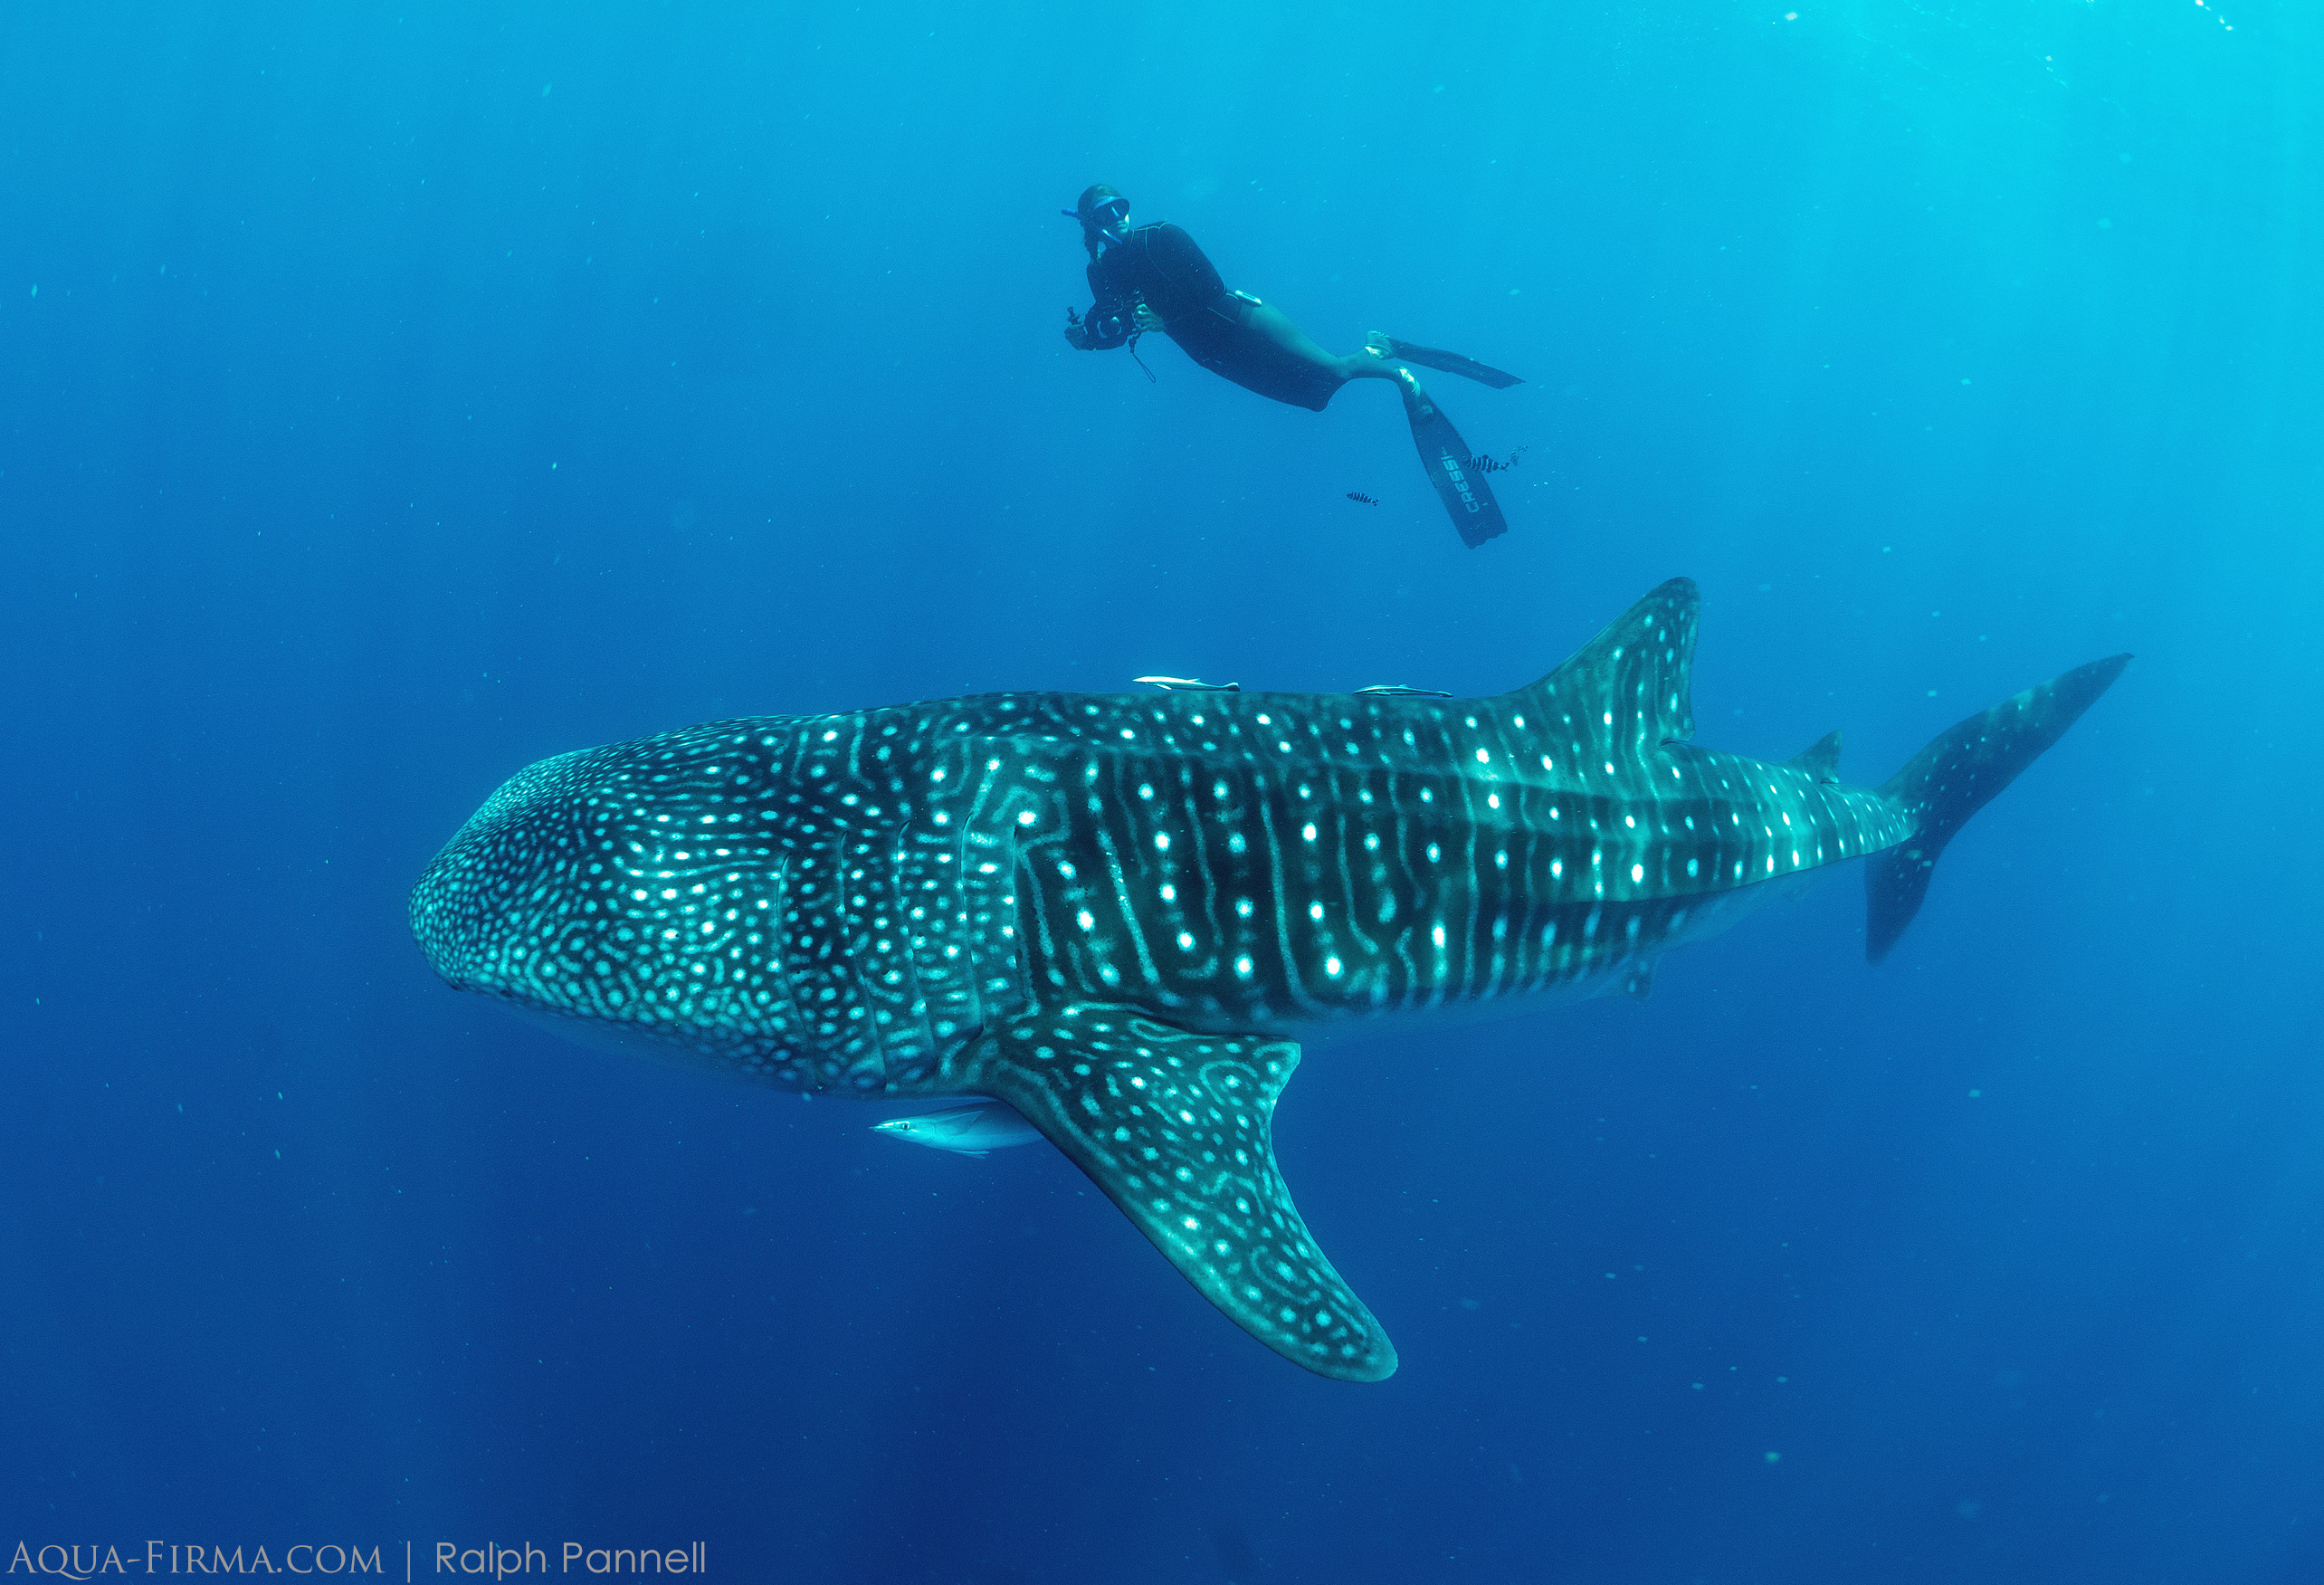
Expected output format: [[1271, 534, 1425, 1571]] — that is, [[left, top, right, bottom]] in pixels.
[[1328, 778, 1380, 984], [1252, 796, 1300, 1019], [1450, 776, 1487, 999], [1085, 759, 1157, 992], [1165, 761, 1218, 985]]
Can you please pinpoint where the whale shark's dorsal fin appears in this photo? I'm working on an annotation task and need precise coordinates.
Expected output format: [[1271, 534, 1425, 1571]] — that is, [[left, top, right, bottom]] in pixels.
[[953, 1007, 1396, 1382], [1510, 577, 1700, 764], [1788, 729, 1843, 782]]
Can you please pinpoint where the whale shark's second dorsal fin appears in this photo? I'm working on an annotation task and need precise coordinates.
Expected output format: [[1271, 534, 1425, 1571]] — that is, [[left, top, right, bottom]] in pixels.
[[1509, 578, 1700, 773], [1788, 729, 1843, 782], [951, 1007, 1396, 1382]]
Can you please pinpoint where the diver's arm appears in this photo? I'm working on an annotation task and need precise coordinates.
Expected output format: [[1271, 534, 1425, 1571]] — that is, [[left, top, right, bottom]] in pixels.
[[1065, 301, 1148, 350], [1065, 303, 1128, 351], [1078, 301, 1132, 350], [1140, 224, 1228, 305], [1072, 262, 1133, 350]]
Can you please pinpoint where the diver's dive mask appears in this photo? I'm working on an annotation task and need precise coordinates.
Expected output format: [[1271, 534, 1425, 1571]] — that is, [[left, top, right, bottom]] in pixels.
[[1067, 185, 1133, 251]]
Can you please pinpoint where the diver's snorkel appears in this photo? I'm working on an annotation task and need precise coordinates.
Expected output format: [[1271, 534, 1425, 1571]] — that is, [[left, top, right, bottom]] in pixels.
[[1065, 183, 1132, 255], [1093, 199, 1130, 250], [1060, 201, 1129, 253]]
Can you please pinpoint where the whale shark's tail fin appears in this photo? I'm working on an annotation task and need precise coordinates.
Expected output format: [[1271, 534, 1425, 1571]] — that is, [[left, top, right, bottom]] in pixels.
[[1865, 653, 2131, 963]]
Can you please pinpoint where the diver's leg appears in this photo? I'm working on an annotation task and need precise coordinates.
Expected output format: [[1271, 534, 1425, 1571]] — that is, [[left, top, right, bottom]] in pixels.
[[1237, 299, 1500, 541], [1343, 329, 1413, 384], [1208, 298, 1424, 408], [1236, 300, 1414, 393], [1338, 354, 1413, 386]]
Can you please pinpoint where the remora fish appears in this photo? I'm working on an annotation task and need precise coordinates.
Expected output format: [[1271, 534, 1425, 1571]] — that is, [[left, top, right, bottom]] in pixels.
[[872, 1103, 1041, 1156], [410, 578, 2126, 1381]]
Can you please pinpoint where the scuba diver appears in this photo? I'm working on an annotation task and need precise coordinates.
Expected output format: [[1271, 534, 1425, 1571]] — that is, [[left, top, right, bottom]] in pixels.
[[1061, 183, 1523, 548]]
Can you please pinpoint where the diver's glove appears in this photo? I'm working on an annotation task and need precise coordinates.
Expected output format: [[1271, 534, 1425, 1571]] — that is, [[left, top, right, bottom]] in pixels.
[[1062, 307, 1094, 350]]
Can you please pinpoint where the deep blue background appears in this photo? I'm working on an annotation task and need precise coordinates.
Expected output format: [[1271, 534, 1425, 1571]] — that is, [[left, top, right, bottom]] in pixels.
[[5, 4, 2319, 1580]]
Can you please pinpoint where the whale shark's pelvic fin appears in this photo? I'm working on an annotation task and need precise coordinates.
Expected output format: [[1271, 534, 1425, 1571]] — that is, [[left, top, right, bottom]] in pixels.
[[1865, 653, 2132, 964], [956, 1006, 1396, 1382]]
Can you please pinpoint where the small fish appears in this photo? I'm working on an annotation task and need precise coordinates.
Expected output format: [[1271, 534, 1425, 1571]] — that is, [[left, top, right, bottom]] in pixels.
[[1460, 445, 1529, 475], [1134, 675, 1241, 692], [1356, 683, 1452, 698], [1345, 492, 1380, 505], [871, 1103, 1042, 1157]]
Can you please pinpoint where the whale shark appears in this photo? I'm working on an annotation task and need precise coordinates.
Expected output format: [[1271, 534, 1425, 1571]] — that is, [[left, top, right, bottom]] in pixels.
[[410, 578, 2127, 1380]]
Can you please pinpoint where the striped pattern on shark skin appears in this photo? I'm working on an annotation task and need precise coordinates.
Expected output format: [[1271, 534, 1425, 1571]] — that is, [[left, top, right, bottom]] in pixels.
[[1001, 683, 1916, 1035], [411, 578, 2128, 1380]]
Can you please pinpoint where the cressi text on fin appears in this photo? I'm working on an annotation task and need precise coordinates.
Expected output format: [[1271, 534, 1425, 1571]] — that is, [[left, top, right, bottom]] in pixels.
[[1403, 386, 1508, 549]]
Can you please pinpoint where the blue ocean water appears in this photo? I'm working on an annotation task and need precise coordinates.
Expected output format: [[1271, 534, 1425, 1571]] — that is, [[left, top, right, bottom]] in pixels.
[[4, 3, 2319, 1580]]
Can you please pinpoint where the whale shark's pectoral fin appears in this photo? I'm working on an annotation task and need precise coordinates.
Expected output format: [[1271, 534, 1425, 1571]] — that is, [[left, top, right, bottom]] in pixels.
[[957, 1007, 1397, 1382]]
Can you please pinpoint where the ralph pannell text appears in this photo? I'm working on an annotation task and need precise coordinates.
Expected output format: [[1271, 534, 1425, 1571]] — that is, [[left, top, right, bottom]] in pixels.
[[7, 1541, 709, 1577]]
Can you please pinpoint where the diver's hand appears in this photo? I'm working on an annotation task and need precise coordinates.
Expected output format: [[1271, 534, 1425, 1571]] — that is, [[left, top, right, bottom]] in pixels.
[[1062, 308, 1093, 350], [1131, 305, 1165, 334]]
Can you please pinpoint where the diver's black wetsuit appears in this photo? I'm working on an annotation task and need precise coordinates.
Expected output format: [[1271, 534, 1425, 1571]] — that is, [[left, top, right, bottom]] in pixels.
[[1081, 223, 1345, 412]]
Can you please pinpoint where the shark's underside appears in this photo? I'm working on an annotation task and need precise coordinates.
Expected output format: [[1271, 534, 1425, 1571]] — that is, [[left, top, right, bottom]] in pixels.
[[411, 579, 2128, 1380]]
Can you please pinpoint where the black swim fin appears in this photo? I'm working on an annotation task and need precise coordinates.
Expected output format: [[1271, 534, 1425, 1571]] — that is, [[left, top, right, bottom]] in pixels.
[[1403, 383, 1508, 549], [1369, 334, 1523, 389]]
